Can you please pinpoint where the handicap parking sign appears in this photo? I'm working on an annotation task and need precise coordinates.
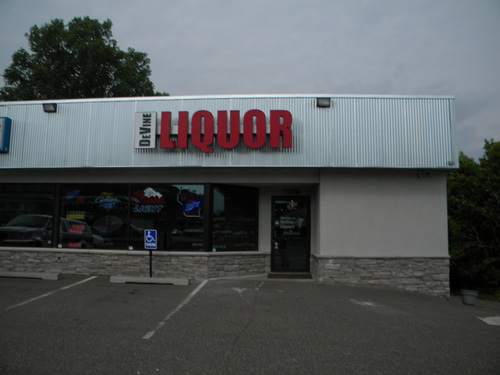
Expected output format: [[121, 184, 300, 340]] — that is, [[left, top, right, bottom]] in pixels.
[[144, 230, 157, 250]]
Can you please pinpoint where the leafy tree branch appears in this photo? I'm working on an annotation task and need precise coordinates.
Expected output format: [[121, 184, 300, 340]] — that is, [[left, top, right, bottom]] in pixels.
[[0, 17, 168, 100]]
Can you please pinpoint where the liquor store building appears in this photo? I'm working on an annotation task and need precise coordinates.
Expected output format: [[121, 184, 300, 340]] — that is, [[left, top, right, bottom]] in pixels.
[[0, 95, 457, 297]]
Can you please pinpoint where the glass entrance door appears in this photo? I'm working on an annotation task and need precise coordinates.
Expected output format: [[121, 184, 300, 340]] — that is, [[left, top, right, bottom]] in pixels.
[[271, 196, 310, 272]]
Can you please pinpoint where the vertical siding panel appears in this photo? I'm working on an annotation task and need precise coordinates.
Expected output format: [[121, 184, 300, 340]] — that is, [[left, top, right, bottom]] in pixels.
[[0, 95, 457, 170]]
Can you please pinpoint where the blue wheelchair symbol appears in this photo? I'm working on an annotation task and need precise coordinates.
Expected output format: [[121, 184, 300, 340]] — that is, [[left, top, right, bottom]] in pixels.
[[144, 230, 157, 250]]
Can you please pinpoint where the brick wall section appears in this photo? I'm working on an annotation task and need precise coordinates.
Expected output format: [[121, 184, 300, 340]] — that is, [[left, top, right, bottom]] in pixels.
[[0, 248, 270, 280], [311, 255, 450, 298]]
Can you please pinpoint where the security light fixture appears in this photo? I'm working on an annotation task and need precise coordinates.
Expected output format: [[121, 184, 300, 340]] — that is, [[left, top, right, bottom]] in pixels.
[[43, 103, 57, 113], [316, 97, 331, 108]]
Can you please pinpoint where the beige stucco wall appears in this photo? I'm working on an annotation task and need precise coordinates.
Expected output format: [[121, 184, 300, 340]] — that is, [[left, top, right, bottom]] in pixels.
[[316, 169, 448, 257], [0, 167, 319, 185]]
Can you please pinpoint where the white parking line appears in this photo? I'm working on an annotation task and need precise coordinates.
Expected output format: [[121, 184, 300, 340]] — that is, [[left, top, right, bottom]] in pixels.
[[351, 299, 375, 307], [3, 276, 98, 311], [143, 279, 208, 340], [477, 316, 500, 326]]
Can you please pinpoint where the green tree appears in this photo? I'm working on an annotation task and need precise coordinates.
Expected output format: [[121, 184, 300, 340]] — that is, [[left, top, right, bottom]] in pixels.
[[447, 140, 500, 294], [0, 17, 167, 100]]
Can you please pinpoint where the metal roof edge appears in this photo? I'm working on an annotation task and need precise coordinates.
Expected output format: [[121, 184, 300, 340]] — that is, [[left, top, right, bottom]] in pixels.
[[0, 94, 456, 106], [0, 165, 458, 171]]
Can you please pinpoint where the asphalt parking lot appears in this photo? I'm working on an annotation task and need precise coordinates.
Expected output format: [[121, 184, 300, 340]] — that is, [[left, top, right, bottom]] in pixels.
[[1, 274, 499, 375]]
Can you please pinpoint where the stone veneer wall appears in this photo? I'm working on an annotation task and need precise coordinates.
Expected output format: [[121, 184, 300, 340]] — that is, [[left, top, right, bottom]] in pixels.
[[0, 248, 270, 280], [0, 249, 450, 298], [311, 255, 450, 298]]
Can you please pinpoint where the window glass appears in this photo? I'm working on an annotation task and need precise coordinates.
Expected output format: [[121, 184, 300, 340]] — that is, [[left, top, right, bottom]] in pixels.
[[0, 184, 55, 247], [212, 185, 258, 251], [129, 184, 204, 251], [61, 185, 129, 249], [1, 183, 258, 252]]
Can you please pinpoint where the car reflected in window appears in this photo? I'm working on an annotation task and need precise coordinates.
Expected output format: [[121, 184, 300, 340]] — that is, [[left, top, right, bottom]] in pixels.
[[0, 214, 53, 247], [0, 214, 95, 248]]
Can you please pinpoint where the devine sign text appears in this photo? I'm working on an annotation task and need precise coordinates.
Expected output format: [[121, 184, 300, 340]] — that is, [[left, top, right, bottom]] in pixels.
[[135, 110, 293, 152]]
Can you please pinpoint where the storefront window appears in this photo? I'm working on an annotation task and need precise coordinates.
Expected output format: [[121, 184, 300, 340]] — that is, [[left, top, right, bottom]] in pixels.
[[0, 184, 56, 247], [61, 185, 129, 249], [1, 183, 256, 252], [129, 184, 204, 251], [212, 185, 258, 251]]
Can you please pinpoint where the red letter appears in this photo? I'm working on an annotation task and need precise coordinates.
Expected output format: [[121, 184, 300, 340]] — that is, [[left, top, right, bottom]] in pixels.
[[191, 110, 214, 153], [217, 111, 240, 148], [270, 110, 292, 148], [243, 110, 266, 148], [177, 111, 189, 148], [160, 112, 176, 148]]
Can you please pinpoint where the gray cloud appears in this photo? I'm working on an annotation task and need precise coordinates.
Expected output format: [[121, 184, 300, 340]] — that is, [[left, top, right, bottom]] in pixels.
[[0, 0, 499, 159]]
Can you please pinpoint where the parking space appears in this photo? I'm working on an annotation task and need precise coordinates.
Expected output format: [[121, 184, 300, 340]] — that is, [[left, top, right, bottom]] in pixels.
[[1, 275, 499, 374]]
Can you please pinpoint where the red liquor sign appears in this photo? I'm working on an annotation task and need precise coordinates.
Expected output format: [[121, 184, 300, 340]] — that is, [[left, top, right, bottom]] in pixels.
[[134, 110, 293, 152]]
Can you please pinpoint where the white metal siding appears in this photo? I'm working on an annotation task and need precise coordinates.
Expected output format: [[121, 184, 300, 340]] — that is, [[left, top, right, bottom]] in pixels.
[[0, 95, 457, 169]]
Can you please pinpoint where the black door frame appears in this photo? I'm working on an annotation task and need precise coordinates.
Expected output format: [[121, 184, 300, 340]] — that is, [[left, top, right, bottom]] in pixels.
[[271, 195, 311, 272]]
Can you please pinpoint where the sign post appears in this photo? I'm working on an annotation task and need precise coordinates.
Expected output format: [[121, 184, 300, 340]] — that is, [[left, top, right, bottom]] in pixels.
[[144, 230, 157, 277]]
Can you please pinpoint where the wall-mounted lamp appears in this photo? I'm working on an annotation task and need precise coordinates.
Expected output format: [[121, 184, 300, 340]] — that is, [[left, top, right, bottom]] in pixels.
[[42, 103, 57, 113], [316, 97, 331, 108]]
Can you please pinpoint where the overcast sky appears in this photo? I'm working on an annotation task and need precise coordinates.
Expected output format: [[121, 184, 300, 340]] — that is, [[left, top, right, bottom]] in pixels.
[[0, 0, 499, 159]]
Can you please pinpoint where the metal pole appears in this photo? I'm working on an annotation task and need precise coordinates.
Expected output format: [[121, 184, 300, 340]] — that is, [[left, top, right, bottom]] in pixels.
[[149, 249, 153, 278]]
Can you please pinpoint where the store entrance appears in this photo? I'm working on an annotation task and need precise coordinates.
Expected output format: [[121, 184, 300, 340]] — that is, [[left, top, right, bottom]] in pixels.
[[271, 196, 310, 273]]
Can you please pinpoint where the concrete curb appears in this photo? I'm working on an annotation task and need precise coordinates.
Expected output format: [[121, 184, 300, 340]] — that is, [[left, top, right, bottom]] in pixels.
[[0, 271, 59, 280], [109, 275, 189, 286]]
